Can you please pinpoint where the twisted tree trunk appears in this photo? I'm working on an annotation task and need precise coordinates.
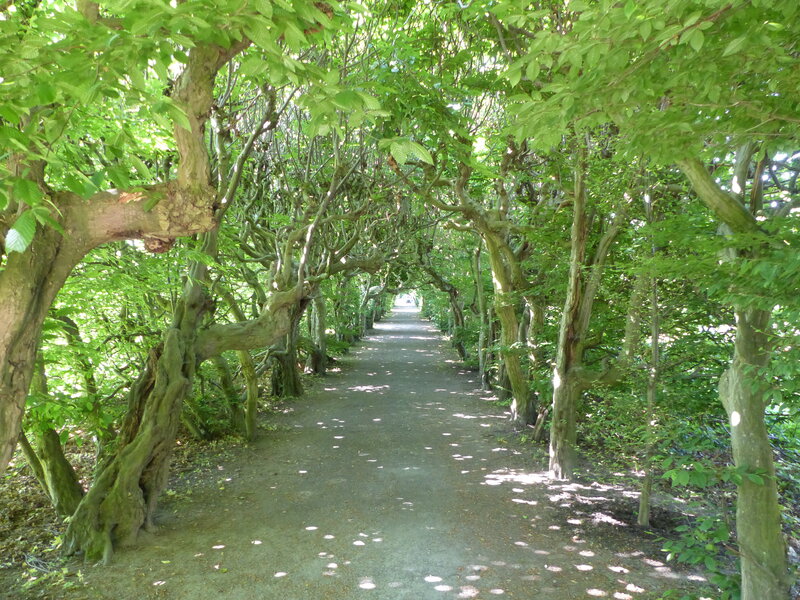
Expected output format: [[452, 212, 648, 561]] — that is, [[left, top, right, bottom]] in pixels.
[[64, 274, 211, 562]]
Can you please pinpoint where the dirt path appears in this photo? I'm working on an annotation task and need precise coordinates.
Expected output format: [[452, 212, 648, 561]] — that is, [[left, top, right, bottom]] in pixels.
[[59, 305, 705, 600]]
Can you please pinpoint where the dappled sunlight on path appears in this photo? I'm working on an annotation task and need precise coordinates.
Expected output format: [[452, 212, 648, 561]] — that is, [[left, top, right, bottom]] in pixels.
[[68, 302, 705, 600]]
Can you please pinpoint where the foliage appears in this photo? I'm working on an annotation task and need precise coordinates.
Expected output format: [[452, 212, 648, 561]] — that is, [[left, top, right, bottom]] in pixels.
[[0, 0, 798, 596]]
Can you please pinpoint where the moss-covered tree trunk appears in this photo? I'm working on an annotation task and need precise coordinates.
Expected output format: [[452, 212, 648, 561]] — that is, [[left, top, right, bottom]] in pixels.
[[212, 355, 246, 434], [19, 428, 84, 518], [0, 227, 86, 473], [63, 225, 301, 560], [678, 157, 790, 599], [637, 276, 659, 528], [216, 287, 261, 440], [271, 302, 308, 398], [720, 307, 789, 599], [240, 352, 259, 442], [21, 354, 85, 516], [64, 279, 210, 562], [484, 235, 531, 425]]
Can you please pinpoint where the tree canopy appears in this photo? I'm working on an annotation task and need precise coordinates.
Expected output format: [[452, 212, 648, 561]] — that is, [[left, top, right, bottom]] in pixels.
[[1, 1, 798, 598]]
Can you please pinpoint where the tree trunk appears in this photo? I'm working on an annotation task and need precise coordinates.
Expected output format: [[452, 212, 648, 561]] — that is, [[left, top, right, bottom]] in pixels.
[[448, 290, 468, 361], [486, 306, 499, 390], [549, 161, 588, 480], [0, 42, 244, 473], [364, 301, 376, 331], [271, 350, 303, 398], [495, 364, 512, 405], [215, 288, 261, 440], [212, 355, 246, 434], [720, 307, 789, 599], [37, 427, 85, 517], [240, 351, 259, 442], [17, 430, 47, 489], [484, 235, 532, 425], [270, 302, 307, 398], [678, 157, 790, 599], [63, 229, 300, 561], [637, 276, 659, 528], [0, 227, 86, 473], [307, 294, 327, 375], [19, 354, 84, 517], [64, 284, 209, 562], [472, 247, 490, 390]]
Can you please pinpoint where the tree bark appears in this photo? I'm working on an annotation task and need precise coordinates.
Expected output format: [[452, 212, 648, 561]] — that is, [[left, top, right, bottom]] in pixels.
[[678, 156, 790, 600], [0, 41, 243, 472], [484, 235, 532, 424], [212, 355, 246, 434], [64, 270, 211, 562], [549, 160, 588, 480], [270, 301, 308, 398], [215, 286, 262, 441], [307, 294, 328, 375], [720, 308, 789, 599], [637, 276, 659, 528], [18, 354, 85, 516], [37, 427, 85, 517], [472, 246, 491, 389], [64, 225, 301, 561]]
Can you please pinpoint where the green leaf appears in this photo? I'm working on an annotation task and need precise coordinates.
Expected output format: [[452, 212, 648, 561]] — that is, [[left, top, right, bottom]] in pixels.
[[722, 36, 747, 57], [322, 69, 340, 85], [333, 90, 361, 110], [31, 205, 64, 234], [356, 91, 381, 111], [244, 18, 276, 50], [525, 61, 540, 81], [239, 55, 268, 77], [407, 141, 434, 165], [253, 0, 273, 18], [746, 473, 764, 485], [35, 82, 57, 105], [689, 29, 704, 52], [107, 165, 131, 189], [13, 179, 42, 206], [624, 0, 635, 19], [282, 21, 308, 51], [167, 103, 192, 132], [64, 172, 97, 198], [505, 64, 522, 87], [683, 11, 702, 27], [129, 156, 152, 180], [389, 142, 408, 165], [639, 20, 652, 41], [143, 192, 164, 212], [5, 209, 37, 253]]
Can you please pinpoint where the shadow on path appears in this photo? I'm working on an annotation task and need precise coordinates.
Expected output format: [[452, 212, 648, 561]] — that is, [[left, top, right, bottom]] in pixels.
[[66, 305, 706, 600]]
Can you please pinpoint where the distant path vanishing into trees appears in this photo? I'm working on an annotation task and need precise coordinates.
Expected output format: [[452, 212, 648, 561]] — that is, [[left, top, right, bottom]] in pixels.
[[63, 304, 704, 600]]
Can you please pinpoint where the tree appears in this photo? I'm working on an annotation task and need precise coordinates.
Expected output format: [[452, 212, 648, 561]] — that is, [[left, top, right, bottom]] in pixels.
[[493, 0, 798, 594]]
